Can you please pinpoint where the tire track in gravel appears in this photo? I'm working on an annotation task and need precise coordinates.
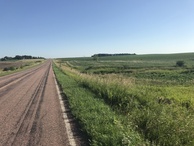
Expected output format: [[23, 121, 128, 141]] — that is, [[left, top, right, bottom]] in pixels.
[[0, 62, 48, 97], [5, 63, 50, 146], [0, 60, 75, 146], [0, 64, 48, 105]]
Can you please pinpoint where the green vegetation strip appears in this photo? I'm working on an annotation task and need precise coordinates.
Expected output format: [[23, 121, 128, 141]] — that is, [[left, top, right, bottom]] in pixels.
[[0, 60, 45, 77], [55, 57, 194, 146], [69, 70, 194, 146], [53, 64, 145, 146]]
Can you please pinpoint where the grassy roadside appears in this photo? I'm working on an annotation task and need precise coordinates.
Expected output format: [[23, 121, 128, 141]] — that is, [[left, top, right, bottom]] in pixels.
[[54, 58, 194, 146], [0, 59, 45, 77], [53, 64, 146, 146]]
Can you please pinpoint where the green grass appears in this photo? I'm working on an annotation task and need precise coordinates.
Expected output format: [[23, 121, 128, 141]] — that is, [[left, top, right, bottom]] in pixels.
[[61, 52, 194, 60], [53, 64, 145, 146], [54, 52, 194, 145], [59, 53, 194, 80], [61, 53, 194, 69]]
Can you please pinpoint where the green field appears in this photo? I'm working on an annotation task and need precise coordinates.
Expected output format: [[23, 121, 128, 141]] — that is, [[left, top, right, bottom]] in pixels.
[[54, 53, 194, 146]]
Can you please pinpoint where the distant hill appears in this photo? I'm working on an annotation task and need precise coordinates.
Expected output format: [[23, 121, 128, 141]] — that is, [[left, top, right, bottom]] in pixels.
[[91, 53, 136, 57], [0, 55, 45, 61]]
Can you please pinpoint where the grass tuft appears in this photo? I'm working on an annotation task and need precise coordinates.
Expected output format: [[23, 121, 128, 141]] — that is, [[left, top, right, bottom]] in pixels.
[[53, 64, 145, 146]]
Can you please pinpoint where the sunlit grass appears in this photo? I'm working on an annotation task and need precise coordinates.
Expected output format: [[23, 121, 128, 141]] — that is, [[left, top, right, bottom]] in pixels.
[[54, 53, 194, 145], [53, 64, 145, 146]]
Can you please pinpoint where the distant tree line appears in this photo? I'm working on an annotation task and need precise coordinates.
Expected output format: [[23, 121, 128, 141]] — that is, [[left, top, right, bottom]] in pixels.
[[0, 55, 45, 61], [91, 53, 136, 57]]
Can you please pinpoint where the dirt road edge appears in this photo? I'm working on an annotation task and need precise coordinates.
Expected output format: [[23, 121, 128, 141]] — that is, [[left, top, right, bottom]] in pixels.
[[53, 72, 77, 146]]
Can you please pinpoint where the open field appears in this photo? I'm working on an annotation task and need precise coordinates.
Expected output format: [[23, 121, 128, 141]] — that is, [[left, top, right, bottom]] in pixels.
[[54, 53, 194, 145], [0, 59, 45, 76]]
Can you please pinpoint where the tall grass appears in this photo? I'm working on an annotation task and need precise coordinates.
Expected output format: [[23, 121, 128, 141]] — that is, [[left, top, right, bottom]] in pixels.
[[55, 60, 194, 146], [53, 64, 145, 146]]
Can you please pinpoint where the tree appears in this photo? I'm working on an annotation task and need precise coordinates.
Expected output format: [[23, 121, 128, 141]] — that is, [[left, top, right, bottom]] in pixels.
[[176, 60, 185, 67]]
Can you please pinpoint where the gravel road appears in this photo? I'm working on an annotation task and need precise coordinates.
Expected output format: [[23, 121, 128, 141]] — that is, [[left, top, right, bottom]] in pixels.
[[0, 60, 81, 146]]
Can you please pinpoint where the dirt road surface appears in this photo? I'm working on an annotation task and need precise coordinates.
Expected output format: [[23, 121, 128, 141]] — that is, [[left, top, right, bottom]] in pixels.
[[0, 60, 83, 146]]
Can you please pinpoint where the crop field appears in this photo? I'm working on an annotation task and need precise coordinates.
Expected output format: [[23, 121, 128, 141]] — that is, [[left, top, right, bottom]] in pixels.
[[54, 53, 194, 145]]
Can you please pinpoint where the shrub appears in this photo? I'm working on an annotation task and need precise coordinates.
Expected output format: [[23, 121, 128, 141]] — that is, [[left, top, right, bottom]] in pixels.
[[176, 61, 185, 67], [3, 67, 9, 71], [3, 66, 16, 71], [9, 66, 15, 71]]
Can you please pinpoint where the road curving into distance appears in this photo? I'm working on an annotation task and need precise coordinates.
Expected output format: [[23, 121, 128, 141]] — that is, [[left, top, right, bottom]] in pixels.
[[0, 60, 78, 146]]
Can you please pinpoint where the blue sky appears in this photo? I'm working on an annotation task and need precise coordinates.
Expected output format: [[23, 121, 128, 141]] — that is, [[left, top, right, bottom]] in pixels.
[[0, 0, 194, 58]]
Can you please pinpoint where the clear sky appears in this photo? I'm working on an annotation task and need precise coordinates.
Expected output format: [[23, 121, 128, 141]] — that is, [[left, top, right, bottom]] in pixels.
[[0, 0, 194, 58]]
